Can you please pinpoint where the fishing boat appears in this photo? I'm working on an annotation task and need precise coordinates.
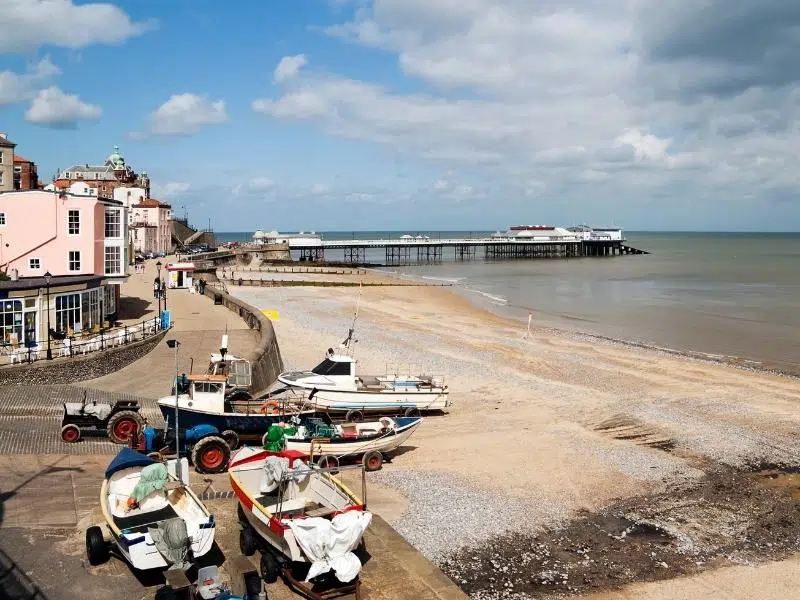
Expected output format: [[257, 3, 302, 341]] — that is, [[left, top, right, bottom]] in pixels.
[[156, 372, 325, 436], [277, 346, 450, 417], [230, 447, 372, 590], [86, 447, 216, 571], [284, 415, 422, 471]]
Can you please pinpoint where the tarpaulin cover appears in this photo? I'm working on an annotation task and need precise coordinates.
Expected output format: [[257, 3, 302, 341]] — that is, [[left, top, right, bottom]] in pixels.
[[287, 510, 372, 582], [131, 463, 170, 503], [149, 517, 190, 569], [105, 447, 157, 479]]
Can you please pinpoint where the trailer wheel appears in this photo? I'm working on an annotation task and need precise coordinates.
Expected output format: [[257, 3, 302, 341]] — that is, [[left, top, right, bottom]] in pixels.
[[61, 424, 81, 443], [363, 451, 384, 472], [403, 407, 421, 418], [317, 455, 340, 474], [106, 410, 143, 444], [240, 527, 258, 557], [260, 551, 281, 584], [154, 586, 176, 600], [192, 436, 231, 474], [221, 430, 240, 450], [228, 390, 252, 401], [345, 410, 364, 423], [85, 526, 109, 566]]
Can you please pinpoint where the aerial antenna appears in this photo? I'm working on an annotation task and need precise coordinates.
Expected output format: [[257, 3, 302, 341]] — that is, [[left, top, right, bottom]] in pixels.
[[340, 281, 363, 350]]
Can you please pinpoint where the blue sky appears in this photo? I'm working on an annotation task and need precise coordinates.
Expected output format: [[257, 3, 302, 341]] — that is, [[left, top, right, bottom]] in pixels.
[[2, 0, 800, 231]]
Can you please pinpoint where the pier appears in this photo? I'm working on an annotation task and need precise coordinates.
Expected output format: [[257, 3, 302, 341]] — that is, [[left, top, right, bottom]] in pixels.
[[290, 237, 648, 265]]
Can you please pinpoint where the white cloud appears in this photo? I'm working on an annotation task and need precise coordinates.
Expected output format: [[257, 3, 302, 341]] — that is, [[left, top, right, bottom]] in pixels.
[[274, 55, 307, 83], [24, 86, 101, 128], [141, 94, 228, 136], [0, 0, 153, 53], [232, 177, 276, 197], [0, 58, 61, 105], [152, 182, 191, 198], [249, 0, 800, 226]]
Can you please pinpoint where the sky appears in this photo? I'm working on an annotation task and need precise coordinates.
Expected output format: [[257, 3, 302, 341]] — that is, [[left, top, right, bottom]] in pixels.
[[1, 0, 799, 232]]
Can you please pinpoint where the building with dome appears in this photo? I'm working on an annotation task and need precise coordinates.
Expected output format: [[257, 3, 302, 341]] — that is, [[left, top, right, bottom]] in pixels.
[[58, 146, 150, 198]]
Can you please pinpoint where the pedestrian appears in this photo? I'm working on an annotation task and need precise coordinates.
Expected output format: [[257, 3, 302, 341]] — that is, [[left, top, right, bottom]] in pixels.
[[153, 278, 160, 299]]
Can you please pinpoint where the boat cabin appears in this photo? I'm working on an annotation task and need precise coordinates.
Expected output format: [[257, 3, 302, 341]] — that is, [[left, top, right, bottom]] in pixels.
[[207, 354, 252, 391], [183, 373, 229, 413], [309, 352, 358, 389]]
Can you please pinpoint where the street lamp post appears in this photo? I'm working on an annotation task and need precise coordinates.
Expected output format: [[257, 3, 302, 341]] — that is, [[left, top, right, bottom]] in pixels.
[[155, 260, 163, 315], [166, 339, 182, 481], [44, 271, 52, 360]]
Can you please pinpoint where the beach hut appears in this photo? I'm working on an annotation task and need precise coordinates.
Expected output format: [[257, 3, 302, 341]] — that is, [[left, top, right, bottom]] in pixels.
[[166, 262, 196, 289]]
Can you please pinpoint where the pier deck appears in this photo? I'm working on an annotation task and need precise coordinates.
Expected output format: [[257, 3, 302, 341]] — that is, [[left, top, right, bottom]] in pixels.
[[287, 238, 648, 264]]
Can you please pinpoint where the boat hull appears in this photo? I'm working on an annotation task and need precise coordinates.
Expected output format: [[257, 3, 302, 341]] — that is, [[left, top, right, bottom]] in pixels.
[[285, 417, 421, 457], [292, 388, 450, 413], [157, 400, 324, 434]]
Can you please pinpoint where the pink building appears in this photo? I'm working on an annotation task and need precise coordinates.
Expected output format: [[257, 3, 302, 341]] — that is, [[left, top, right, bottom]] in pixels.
[[130, 198, 173, 255], [0, 189, 128, 348]]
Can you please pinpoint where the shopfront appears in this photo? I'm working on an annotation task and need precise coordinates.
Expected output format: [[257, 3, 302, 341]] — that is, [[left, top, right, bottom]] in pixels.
[[0, 275, 115, 348]]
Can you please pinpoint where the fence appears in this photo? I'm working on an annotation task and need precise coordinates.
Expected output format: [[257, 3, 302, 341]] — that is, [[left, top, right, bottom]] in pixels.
[[0, 315, 163, 366]]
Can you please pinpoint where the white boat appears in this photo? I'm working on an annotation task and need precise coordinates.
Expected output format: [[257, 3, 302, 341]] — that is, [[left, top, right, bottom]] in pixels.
[[284, 415, 422, 470], [86, 448, 216, 571], [277, 348, 450, 416], [230, 448, 372, 586]]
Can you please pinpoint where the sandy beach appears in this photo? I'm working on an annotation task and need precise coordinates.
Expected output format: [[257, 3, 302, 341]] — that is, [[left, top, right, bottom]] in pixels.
[[227, 271, 800, 599]]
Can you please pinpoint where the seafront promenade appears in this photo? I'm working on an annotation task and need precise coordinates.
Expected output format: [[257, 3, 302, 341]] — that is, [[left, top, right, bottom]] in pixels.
[[0, 258, 468, 600], [86, 258, 259, 398]]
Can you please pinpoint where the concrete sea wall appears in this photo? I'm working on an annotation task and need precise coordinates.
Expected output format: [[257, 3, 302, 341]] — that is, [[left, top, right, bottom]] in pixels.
[[201, 286, 284, 394]]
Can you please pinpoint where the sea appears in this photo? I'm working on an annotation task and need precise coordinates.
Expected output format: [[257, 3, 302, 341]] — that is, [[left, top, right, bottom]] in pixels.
[[216, 231, 800, 372]]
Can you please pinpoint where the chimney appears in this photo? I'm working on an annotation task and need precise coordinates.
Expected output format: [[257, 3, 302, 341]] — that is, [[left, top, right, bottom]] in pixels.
[[0, 133, 6, 140]]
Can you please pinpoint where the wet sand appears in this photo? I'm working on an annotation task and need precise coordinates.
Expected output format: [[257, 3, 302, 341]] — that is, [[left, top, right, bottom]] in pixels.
[[229, 273, 800, 599]]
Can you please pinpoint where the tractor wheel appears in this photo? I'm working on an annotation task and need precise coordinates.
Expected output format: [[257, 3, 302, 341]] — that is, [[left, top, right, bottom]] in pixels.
[[221, 430, 240, 450], [192, 436, 231, 474], [240, 526, 259, 557], [106, 411, 144, 444], [403, 407, 421, 418], [345, 410, 364, 423], [363, 451, 384, 472], [85, 526, 109, 566], [61, 424, 81, 443], [260, 551, 281, 584]]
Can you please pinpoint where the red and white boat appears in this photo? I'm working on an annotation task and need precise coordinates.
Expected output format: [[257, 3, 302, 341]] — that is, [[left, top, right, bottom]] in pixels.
[[229, 447, 372, 587]]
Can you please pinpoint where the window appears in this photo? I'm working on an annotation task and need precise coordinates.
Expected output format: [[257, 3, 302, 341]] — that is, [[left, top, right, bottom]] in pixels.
[[104, 208, 121, 238], [0, 150, 3, 164], [0, 172, 3, 185], [104, 246, 121, 274], [29, 258, 40, 270], [14, 166, 21, 173], [0, 300, 23, 345], [68, 251, 81, 271], [0, 213, 5, 226], [81, 289, 101, 329], [68, 209, 80, 235], [55, 294, 80, 333], [104, 285, 116, 316], [311, 358, 352, 376]]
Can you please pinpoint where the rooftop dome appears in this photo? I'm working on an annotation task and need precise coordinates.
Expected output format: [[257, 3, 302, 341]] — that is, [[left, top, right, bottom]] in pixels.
[[108, 145, 125, 169], [253, 230, 265, 239]]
